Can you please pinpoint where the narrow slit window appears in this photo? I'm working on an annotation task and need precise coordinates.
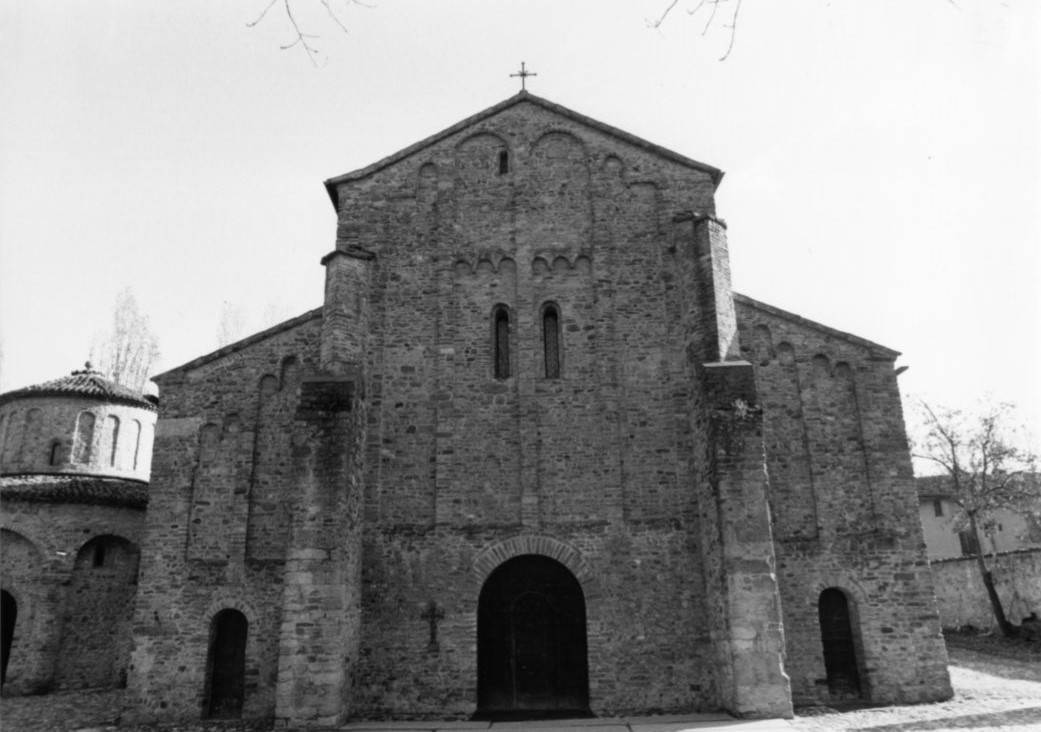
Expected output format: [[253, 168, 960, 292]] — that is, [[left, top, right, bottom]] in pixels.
[[543, 305, 561, 379], [107, 415, 121, 467], [498, 150, 509, 175], [49, 440, 62, 466], [494, 307, 510, 379], [94, 542, 106, 568]]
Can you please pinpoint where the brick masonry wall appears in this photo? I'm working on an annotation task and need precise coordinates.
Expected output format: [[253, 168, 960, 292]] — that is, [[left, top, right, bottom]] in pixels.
[[123, 316, 322, 723], [0, 499, 144, 695], [0, 396, 155, 482], [735, 297, 952, 705], [333, 99, 724, 718], [930, 549, 1041, 630], [124, 95, 950, 724]]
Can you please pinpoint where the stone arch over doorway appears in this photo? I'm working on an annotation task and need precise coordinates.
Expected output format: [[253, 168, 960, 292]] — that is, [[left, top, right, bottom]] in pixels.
[[471, 534, 596, 595], [474, 553, 591, 720], [56, 534, 140, 690]]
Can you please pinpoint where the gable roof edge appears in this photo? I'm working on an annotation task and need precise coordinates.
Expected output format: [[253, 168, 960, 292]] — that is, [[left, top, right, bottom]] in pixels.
[[322, 91, 724, 209], [154, 307, 323, 384], [733, 292, 900, 359]]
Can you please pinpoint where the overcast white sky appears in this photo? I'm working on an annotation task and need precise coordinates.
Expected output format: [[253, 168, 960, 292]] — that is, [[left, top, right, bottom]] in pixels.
[[1, 1, 1038, 443]]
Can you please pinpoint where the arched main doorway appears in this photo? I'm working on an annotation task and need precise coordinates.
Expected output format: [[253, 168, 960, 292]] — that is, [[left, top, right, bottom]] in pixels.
[[205, 609, 248, 719], [1, 590, 16, 688], [476, 554, 590, 719], [818, 588, 862, 699]]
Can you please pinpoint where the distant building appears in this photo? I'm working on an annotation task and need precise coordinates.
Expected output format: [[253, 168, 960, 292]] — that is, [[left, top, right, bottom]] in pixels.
[[0, 363, 156, 694], [917, 474, 1041, 560]]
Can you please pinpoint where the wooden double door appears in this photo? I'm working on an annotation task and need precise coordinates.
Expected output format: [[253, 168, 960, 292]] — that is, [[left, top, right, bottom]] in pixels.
[[476, 555, 590, 719]]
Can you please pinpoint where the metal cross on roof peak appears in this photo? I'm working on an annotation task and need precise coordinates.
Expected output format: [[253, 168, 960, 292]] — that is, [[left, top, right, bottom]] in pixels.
[[510, 62, 537, 91]]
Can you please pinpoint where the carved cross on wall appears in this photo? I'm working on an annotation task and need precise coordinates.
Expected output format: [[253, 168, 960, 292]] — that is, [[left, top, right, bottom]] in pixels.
[[420, 600, 444, 652]]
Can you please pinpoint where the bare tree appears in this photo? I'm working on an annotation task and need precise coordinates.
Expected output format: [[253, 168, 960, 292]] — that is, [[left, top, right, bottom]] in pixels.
[[651, 0, 744, 61], [217, 301, 250, 348], [651, 0, 963, 62], [91, 288, 161, 393], [248, 0, 361, 66], [913, 400, 1040, 637]]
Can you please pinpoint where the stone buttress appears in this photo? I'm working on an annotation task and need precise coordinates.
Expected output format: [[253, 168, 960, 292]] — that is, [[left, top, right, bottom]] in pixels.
[[273, 247, 371, 726], [674, 212, 793, 718]]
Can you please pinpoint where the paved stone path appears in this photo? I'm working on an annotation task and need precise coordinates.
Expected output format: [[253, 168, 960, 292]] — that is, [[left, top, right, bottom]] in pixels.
[[3, 645, 1039, 731], [340, 716, 791, 732]]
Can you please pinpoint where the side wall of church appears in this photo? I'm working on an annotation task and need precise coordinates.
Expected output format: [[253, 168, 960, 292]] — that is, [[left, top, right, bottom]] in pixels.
[[1, 501, 144, 695], [735, 300, 952, 705], [332, 101, 725, 717], [123, 316, 321, 722]]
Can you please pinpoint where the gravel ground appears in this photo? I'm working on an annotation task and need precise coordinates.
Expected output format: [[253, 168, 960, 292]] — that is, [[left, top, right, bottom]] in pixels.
[[3, 634, 1039, 732]]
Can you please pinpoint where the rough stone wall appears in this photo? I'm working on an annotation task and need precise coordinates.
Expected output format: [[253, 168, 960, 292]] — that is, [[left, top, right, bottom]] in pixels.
[[0, 499, 144, 695], [123, 315, 321, 722], [0, 397, 155, 482], [123, 94, 950, 724], [353, 526, 710, 719], [930, 549, 1041, 630], [330, 99, 727, 718], [55, 535, 140, 689], [735, 297, 952, 706]]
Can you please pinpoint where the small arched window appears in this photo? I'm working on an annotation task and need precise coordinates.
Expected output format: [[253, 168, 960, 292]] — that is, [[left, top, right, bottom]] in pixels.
[[498, 150, 509, 175], [542, 304, 561, 379], [107, 415, 121, 467], [130, 420, 142, 470], [493, 306, 511, 380], [73, 412, 96, 464]]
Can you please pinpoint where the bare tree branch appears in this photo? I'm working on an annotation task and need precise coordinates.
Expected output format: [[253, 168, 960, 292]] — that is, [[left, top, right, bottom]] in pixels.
[[249, 0, 360, 65], [912, 398, 1040, 636], [90, 288, 161, 393]]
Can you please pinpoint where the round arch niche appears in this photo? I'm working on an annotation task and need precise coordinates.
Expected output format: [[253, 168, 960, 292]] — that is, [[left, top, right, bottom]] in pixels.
[[475, 554, 590, 720]]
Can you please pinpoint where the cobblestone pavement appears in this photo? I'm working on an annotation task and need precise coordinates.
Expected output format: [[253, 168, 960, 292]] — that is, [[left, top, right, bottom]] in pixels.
[[790, 646, 1041, 732], [3, 645, 1038, 732]]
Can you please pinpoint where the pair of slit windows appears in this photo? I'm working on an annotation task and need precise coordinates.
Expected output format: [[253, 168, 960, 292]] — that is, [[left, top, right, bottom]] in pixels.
[[493, 305, 561, 380]]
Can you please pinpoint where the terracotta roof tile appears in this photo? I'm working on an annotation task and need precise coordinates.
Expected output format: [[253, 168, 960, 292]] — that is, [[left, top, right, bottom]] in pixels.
[[0, 474, 148, 509], [0, 363, 157, 410]]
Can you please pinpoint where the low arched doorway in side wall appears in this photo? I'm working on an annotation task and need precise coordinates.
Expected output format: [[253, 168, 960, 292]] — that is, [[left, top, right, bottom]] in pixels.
[[476, 554, 590, 720], [818, 587, 862, 699], [1, 590, 16, 688], [204, 609, 248, 719]]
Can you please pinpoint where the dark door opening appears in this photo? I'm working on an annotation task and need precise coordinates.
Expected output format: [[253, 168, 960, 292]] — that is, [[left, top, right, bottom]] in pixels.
[[818, 588, 862, 699], [1, 590, 15, 688], [205, 609, 248, 719], [476, 555, 590, 720]]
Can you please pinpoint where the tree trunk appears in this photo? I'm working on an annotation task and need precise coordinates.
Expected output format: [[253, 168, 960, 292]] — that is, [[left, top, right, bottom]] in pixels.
[[969, 512, 1013, 637]]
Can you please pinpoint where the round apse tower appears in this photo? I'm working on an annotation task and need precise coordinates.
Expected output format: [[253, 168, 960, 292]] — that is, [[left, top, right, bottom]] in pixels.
[[0, 363, 157, 694]]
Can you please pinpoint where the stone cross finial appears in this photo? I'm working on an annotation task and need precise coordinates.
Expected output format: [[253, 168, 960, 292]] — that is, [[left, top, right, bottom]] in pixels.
[[510, 62, 537, 91], [420, 600, 444, 652]]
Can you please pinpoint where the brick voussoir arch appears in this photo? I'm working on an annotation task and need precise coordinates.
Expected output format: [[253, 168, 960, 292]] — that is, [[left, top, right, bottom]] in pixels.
[[201, 592, 261, 630], [471, 534, 597, 597]]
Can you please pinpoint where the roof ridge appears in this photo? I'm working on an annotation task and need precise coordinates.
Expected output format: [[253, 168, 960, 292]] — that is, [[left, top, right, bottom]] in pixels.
[[322, 91, 723, 208], [0, 363, 157, 410]]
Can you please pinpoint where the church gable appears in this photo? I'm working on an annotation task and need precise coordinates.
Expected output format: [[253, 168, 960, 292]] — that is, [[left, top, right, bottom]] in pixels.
[[327, 93, 721, 263]]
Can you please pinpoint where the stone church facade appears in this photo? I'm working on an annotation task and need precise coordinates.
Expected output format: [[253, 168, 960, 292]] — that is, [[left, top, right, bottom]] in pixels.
[[122, 92, 952, 725]]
